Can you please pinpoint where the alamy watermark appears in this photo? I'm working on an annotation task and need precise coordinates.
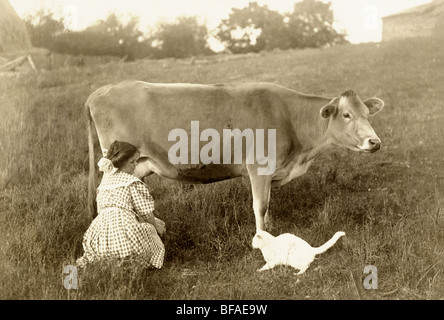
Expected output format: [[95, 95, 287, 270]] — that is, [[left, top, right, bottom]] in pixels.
[[168, 121, 277, 175], [363, 265, 378, 289], [63, 265, 78, 290], [363, 5, 379, 31], [62, 5, 80, 30]]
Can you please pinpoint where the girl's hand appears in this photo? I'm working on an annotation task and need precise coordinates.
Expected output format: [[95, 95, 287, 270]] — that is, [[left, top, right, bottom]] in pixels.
[[155, 218, 166, 236]]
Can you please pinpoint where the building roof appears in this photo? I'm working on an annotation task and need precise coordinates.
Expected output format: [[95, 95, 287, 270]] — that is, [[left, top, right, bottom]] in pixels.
[[382, 0, 444, 19]]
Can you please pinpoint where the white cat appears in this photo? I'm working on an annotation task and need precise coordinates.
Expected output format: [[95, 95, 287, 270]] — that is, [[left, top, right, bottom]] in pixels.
[[252, 229, 346, 275]]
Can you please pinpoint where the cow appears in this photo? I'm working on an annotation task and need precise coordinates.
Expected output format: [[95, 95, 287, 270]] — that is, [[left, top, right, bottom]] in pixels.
[[86, 80, 384, 231]]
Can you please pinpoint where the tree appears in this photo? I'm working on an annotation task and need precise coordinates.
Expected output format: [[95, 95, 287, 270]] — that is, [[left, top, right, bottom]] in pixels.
[[53, 13, 144, 60], [287, 0, 347, 48], [86, 13, 143, 60], [153, 16, 212, 58], [217, 2, 289, 54], [25, 9, 65, 50], [216, 0, 347, 53]]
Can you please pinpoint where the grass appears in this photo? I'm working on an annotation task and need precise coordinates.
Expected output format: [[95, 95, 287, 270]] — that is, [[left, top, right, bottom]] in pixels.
[[1, 37, 443, 300]]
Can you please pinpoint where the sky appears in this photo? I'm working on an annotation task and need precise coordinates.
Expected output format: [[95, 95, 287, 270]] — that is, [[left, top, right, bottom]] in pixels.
[[10, 0, 432, 46]]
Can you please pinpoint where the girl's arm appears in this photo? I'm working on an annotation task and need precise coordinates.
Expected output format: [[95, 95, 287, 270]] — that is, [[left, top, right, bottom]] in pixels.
[[129, 182, 165, 236]]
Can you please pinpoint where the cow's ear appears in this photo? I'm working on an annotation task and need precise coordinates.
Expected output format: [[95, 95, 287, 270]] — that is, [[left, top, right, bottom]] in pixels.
[[363, 97, 384, 116], [320, 103, 337, 118], [320, 96, 339, 118]]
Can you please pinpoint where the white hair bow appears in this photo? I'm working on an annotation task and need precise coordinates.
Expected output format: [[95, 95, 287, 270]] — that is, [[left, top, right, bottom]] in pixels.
[[97, 157, 118, 174]]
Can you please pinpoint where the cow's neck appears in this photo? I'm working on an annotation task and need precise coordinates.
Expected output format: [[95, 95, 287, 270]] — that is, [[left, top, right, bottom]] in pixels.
[[290, 99, 331, 163], [279, 95, 333, 182]]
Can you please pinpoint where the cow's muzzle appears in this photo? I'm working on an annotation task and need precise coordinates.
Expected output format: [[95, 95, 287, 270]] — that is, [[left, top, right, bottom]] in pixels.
[[366, 138, 381, 153], [369, 138, 381, 151], [359, 138, 381, 153]]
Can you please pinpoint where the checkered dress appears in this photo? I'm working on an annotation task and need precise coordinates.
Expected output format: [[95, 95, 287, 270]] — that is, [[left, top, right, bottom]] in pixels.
[[76, 171, 165, 269]]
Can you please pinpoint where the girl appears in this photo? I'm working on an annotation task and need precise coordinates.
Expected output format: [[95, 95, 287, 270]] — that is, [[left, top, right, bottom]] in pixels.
[[77, 141, 165, 269]]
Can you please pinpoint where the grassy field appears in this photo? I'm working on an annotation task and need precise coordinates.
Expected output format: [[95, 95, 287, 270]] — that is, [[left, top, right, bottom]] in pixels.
[[1, 37, 443, 300]]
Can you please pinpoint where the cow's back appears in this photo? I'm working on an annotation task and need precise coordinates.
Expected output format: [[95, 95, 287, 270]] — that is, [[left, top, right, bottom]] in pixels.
[[90, 81, 292, 145]]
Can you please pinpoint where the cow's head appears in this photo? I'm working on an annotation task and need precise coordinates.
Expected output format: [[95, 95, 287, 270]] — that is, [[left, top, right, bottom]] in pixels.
[[320, 89, 384, 153]]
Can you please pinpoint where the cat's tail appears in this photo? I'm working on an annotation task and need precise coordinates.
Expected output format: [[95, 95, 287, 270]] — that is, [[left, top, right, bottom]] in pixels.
[[313, 231, 345, 255]]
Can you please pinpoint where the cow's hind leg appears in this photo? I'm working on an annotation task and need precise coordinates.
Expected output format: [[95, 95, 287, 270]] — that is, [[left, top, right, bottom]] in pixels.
[[248, 167, 272, 231]]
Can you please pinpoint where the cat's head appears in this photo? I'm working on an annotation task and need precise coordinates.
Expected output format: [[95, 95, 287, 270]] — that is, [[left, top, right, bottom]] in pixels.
[[252, 229, 273, 249]]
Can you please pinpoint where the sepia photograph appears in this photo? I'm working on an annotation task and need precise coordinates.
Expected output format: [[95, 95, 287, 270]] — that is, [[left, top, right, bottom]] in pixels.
[[1, 0, 443, 306]]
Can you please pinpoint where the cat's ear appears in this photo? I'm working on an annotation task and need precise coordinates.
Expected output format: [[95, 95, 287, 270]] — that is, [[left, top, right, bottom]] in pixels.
[[254, 233, 263, 240]]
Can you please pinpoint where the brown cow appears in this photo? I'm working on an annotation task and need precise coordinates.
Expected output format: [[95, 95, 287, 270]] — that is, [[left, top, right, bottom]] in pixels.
[[86, 81, 384, 230]]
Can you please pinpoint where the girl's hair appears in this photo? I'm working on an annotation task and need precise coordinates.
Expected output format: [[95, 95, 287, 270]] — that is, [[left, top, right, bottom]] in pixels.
[[106, 141, 138, 168]]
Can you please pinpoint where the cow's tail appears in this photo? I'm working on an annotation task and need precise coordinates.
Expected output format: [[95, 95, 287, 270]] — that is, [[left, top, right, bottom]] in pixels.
[[85, 98, 98, 219]]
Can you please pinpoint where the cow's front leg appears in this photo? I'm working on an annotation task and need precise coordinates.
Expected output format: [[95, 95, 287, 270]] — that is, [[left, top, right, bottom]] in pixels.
[[248, 167, 272, 231], [263, 186, 272, 228]]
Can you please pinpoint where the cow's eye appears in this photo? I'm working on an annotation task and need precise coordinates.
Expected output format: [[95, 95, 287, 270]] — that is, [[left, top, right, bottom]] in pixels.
[[343, 113, 351, 119]]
